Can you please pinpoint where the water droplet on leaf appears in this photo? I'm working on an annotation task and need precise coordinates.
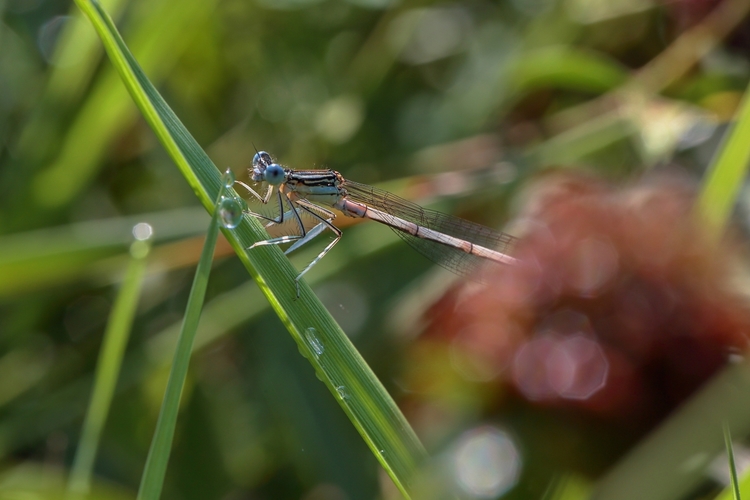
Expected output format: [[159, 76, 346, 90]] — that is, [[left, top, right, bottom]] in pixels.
[[305, 328, 324, 357], [336, 386, 349, 400], [132, 222, 153, 241], [218, 197, 243, 228], [222, 168, 236, 188]]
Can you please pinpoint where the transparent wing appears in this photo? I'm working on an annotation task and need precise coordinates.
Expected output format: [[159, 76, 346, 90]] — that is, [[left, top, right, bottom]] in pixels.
[[264, 206, 326, 240], [343, 180, 516, 279]]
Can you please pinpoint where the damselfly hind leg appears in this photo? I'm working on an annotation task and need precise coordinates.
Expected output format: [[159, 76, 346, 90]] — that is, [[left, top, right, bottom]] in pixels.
[[292, 220, 341, 298]]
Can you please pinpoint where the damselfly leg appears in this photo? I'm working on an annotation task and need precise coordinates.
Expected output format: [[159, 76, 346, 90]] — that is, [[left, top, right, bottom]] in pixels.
[[235, 178, 342, 297]]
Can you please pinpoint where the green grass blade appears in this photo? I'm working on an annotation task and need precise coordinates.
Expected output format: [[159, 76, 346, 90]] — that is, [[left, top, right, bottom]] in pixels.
[[696, 84, 750, 238], [723, 422, 742, 500], [68, 235, 152, 495], [74, 0, 427, 495], [717, 463, 750, 500], [137, 178, 231, 500]]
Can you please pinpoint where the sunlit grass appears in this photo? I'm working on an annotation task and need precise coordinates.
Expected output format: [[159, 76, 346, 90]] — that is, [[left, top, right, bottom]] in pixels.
[[73, 0, 427, 495]]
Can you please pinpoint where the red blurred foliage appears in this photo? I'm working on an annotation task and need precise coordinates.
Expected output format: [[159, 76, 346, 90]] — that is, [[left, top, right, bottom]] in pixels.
[[405, 172, 750, 465]]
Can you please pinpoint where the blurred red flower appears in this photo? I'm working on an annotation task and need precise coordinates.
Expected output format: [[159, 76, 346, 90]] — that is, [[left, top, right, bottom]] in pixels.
[[403, 172, 750, 471]]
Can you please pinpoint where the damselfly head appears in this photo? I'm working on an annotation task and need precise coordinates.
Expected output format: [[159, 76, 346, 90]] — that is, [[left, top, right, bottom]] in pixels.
[[250, 150, 286, 185], [251, 150, 273, 182], [252, 150, 272, 169]]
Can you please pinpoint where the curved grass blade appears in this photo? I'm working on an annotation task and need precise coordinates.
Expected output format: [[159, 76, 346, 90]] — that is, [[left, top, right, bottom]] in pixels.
[[73, 0, 427, 495]]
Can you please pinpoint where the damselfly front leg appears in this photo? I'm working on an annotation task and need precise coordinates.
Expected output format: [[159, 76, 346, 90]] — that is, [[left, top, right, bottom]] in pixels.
[[234, 181, 290, 227]]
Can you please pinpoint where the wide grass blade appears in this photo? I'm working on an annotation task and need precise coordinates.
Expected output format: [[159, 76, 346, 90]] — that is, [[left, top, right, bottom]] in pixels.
[[74, 0, 427, 495]]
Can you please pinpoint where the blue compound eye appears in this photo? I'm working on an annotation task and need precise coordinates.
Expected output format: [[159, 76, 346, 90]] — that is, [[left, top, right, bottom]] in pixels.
[[252, 151, 272, 168], [265, 163, 285, 185]]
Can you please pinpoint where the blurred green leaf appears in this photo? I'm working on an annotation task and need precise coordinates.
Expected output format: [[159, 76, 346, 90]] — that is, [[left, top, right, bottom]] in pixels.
[[69, 237, 151, 495], [510, 46, 628, 95], [0, 207, 208, 296], [26, 0, 221, 212], [542, 474, 592, 500], [697, 84, 750, 238], [0, 464, 134, 500]]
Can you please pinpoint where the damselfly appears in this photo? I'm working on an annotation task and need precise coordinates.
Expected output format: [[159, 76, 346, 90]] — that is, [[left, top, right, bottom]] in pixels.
[[235, 151, 518, 296]]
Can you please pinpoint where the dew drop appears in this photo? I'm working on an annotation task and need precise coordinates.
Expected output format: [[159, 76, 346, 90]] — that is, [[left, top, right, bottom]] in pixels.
[[305, 328, 325, 357], [130, 222, 153, 259], [218, 197, 243, 228], [336, 385, 349, 400], [222, 168, 236, 188], [132, 222, 154, 241]]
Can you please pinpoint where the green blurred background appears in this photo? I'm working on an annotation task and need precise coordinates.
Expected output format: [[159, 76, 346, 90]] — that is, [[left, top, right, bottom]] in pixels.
[[2, 0, 750, 498]]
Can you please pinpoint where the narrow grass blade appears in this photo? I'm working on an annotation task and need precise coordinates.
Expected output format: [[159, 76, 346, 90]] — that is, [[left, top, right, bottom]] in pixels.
[[68, 233, 152, 495], [717, 461, 750, 500], [696, 84, 750, 239], [137, 174, 233, 500], [74, 0, 427, 495], [723, 422, 742, 500]]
